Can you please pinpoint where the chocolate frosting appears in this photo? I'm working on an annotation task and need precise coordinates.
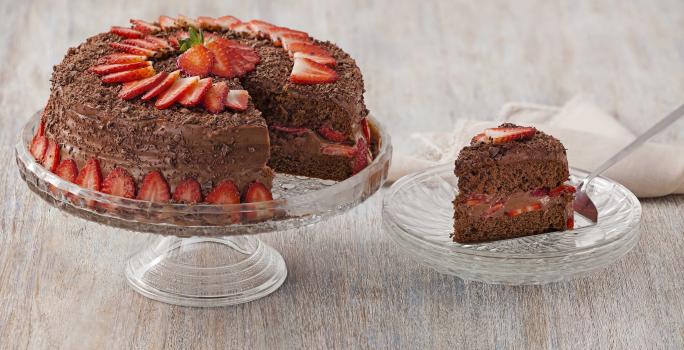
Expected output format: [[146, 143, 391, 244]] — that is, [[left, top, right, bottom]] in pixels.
[[41, 24, 369, 194]]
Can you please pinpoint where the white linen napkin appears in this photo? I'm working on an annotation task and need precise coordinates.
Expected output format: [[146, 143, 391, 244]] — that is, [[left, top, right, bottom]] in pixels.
[[389, 95, 684, 197]]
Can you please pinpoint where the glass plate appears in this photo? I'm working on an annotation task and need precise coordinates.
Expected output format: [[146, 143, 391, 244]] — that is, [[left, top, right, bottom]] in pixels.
[[17, 111, 392, 306], [382, 163, 641, 285]]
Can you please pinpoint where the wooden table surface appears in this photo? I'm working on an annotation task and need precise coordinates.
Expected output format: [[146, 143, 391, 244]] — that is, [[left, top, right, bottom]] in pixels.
[[2, 0, 684, 349]]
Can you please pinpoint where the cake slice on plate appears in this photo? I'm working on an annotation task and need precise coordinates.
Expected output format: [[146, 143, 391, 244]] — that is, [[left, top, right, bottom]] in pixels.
[[452, 123, 575, 243]]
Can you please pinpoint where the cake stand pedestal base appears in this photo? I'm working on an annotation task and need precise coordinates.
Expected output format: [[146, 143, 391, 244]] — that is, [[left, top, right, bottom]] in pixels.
[[125, 235, 287, 307]]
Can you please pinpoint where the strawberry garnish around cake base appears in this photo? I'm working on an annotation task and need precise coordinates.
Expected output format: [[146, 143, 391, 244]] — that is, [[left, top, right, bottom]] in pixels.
[[173, 178, 203, 204], [137, 171, 170, 202], [76, 159, 103, 191], [155, 76, 200, 109], [110, 26, 144, 39], [205, 180, 241, 223], [118, 71, 168, 100], [225, 90, 249, 111], [102, 167, 136, 199], [290, 57, 338, 84], [242, 181, 274, 221], [141, 70, 180, 101], [55, 159, 78, 183], [178, 78, 212, 107], [30, 135, 48, 163], [202, 81, 229, 113], [42, 139, 60, 172]]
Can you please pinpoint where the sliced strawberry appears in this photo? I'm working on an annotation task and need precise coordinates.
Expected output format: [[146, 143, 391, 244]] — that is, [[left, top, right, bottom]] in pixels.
[[122, 38, 163, 51], [205, 180, 241, 222], [465, 194, 489, 206], [141, 70, 180, 100], [177, 45, 214, 77], [197, 16, 220, 30], [110, 42, 157, 57], [76, 158, 102, 191], [549, 184, 576, 197], [101, 64, 155, 83], [247, 20, 275, 37], [89, 61, 150, 75], [318, 125, 347, 142], [206, 180, 240, 205], [270, 125, 309, 135], [292, 51, 336, 66], [351, 138, 372, 174], [137, 171, 170, 202], [242, 181, 274, 221], [320, 143, 355, 158], [202, 81, 229, 113], [102, 167, 136, 199], [281, 35, 311, 50], [30, 135, 48, 162], [566, 216, 575, 230], [287, 42, 331, 57], [43, 139, 60, 172], [269, 27, 308, 45], [290, 57, 338, 84], [505, 202, 542, 217], [159, 15, 178, 30], [130, 19, 161, 34], [144, 35, 173, 50], [176, 14, 197, 28], [155, 76, 199, 109], [483, 126, 536, 144], [471, 133, 487, 144], [215, 16, 241, 30], [205, 40, 259, 78], [110, 26, 144, 39], [173, 178, 203, 204], [178, 77, 212, 107], [97, 53, 147, 65], [230, 22, 253, 34], [360, 118, 371, 141], [118, 71, 168, 100], [55, 159, 78, 183], [225, 90, 249, 111], [484, 199, 505, 216], [353, 144, 372, 171], [33, 120, 45, 139]]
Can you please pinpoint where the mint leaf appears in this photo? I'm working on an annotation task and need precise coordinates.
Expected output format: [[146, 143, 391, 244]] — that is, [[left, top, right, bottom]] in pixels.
[[178, 26, 204, 53]]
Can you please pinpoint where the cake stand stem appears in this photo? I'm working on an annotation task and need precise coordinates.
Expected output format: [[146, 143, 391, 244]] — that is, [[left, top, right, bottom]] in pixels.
[[125, 234, 287, 307]]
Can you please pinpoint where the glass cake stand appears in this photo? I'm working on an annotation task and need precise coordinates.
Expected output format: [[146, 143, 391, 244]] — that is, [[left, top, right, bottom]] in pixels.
[[16, 111, 392, 307], [383, 164, 641, 285]]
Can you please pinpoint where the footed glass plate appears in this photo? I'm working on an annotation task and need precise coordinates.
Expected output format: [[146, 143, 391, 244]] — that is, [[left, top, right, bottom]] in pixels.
[[382, 163, 641, 285], [17, 111, 391, 306]]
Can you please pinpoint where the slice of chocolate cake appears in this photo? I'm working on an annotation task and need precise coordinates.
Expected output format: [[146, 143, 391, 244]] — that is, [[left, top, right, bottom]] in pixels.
[[452, 124, 575, 243]]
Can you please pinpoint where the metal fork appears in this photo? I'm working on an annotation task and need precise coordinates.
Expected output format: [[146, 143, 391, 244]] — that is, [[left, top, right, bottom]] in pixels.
[[574, 103, 684, 222]]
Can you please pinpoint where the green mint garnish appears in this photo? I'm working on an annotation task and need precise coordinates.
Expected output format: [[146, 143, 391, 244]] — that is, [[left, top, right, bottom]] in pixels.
[[179, 26, 204, 52]]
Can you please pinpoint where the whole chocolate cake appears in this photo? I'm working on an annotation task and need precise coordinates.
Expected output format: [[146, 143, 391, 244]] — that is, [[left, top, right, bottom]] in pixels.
[[452, 124, 575, 243], [29, 15, 372, 206]]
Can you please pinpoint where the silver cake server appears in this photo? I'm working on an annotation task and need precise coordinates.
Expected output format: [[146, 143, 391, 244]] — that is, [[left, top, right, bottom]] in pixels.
[[574, 103, 684, 222]]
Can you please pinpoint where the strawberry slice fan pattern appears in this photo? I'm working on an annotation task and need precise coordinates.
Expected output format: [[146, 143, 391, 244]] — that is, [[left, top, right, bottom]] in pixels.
[[95, 19, 339, 114]]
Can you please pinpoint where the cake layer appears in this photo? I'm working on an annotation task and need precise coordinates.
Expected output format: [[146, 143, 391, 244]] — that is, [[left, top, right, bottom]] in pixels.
[[455, 128, 569, 194], [452, 190, 574, 243]]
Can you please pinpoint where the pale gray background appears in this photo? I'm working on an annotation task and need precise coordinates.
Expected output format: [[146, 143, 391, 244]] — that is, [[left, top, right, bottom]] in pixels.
[[1, 0, 683, 349]]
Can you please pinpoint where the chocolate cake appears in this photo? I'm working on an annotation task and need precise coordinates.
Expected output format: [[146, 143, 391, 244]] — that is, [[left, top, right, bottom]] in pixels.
[[452, 124, 575, 243], [29, 15, 372, 207]]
